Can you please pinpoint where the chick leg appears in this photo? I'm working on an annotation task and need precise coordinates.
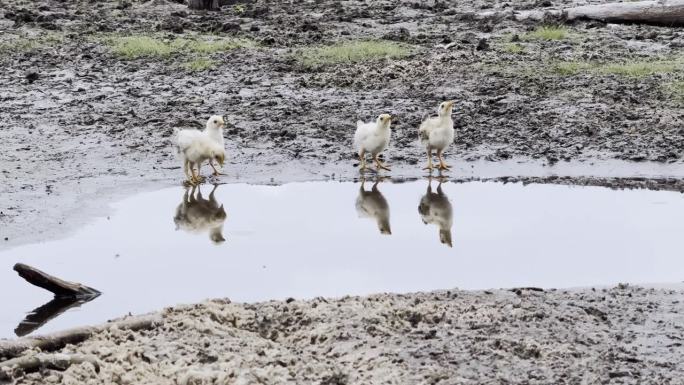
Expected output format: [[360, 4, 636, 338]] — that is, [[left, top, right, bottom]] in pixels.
[[358, 150, 367, 172], [209, 160, 224, 176], [437, 150, 450, 171], [374, 154, 391, 171], [423, 149, 434, 171]]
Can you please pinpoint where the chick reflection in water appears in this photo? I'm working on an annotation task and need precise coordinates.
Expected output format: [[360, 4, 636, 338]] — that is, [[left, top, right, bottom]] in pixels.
[[355, 178, 391, 235], [418, 178, 453, 247], [173, 184, 227, 243]]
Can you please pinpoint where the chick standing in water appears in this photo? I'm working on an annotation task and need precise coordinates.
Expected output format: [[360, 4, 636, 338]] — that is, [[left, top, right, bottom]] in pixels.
[[419, 101, 455, 171], [176, 128, 225, 185], [203, 115, 226, 176], [354, 114, 393, 172]]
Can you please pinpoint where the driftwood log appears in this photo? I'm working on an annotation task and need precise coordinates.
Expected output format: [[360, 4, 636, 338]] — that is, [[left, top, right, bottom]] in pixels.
[[0, 314, 162, 361], [0, 353, 100, 374], [13, 263, 100, 298], [477, 0, 684, 27]]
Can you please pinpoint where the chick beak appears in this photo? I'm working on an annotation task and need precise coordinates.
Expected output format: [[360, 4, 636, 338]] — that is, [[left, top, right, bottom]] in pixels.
[[446, 101, 455, 108]]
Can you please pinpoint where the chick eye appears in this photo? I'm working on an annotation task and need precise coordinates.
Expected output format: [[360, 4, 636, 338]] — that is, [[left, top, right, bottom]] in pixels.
[[213, 120, 217, 124]]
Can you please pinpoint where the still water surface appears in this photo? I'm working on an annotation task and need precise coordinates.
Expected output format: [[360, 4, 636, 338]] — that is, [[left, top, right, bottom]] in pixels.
[[1, 180, 682, 338]]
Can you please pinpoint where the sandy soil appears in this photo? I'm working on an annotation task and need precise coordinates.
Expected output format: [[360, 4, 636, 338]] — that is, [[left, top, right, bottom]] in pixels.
[[2, 285, 684, 384]]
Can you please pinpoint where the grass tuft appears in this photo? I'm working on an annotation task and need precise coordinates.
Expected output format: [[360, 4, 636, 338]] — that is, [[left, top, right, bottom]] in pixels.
[[523, 26, 568, 41], [297, 40, 411, 67]]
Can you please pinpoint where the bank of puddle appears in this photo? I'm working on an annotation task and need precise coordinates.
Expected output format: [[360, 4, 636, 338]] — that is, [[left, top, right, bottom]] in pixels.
[[1, 179, 682, 338]]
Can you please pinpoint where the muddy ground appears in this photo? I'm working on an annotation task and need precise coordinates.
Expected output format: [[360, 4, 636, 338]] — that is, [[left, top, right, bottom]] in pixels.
[[2, 285, 684, 384], [1, 0, 683, 248]]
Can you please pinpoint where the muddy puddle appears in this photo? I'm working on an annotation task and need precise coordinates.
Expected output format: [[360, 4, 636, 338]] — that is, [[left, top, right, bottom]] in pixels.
[[1, 180, 682, 338]]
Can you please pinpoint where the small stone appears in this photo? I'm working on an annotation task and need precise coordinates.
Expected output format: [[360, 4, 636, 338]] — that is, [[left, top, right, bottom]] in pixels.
[[25, 72, 39, 83]]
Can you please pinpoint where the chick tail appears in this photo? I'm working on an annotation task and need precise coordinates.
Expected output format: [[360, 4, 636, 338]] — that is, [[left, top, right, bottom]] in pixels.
[[356, 120, 364, 129]]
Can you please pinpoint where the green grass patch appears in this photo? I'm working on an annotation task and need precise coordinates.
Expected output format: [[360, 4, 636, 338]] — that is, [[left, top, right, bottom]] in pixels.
[[297, 40, 412, 67], [110, 36, 175, 58], [523, 26, 568, 41], [183, 58, 216, 72], [105, 34, 255, 59], [502, 43, 524, 54]]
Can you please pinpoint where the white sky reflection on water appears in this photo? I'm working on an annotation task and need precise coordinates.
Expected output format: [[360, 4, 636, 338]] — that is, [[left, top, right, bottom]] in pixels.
[[0, 180, 682, 338]]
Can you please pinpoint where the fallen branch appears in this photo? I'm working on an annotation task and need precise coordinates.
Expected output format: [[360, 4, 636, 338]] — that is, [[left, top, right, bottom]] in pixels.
[[0, 313, 162, 361], [13, 263, 100, 298], [477, 0, 684, 27], [0, 353, 100, 374]]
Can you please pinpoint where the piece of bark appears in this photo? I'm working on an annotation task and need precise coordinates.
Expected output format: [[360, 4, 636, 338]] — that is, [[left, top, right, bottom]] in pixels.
[[15, 297, 97, 338], [13, 263, 100, 298], [0, 314, 162, 360], [0, 353, 100, 374]]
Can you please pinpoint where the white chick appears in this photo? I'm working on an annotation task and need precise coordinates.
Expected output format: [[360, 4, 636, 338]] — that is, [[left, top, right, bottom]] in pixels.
[[355, 179, 391, 235], [174, 185, 227, 244], [354, 114, 393, 172], [419, 101, 455, 171], [176, 129, 225, 185], [418, 179, 453, 247], [203, 115, 226, 175]]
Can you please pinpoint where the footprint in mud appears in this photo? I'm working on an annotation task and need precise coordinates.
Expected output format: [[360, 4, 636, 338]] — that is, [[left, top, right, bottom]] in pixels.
[[418, 178, 453, 248], [355, 178, 391, 235], [173, 184, 227, 244]]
